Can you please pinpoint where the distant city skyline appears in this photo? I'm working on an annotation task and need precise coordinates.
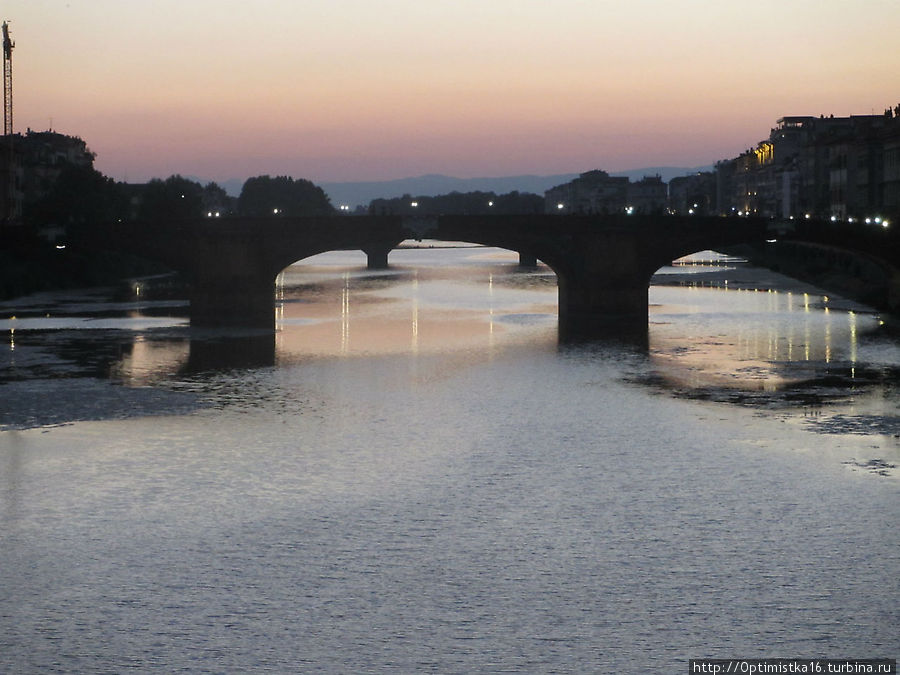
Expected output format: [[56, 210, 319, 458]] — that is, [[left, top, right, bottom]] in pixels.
[[6, 0, 899, 184]]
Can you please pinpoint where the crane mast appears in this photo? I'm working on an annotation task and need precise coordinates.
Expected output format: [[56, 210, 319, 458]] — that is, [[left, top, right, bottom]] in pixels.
[[2, 20, 13, 224], [2, 21, 12, 136]]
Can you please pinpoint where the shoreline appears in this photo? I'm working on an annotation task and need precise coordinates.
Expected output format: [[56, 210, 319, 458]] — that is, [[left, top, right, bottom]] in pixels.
[[652, 262, 885, 314]]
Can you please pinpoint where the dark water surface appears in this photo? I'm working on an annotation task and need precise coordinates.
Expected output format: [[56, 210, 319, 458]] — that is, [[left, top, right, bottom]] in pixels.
[[1, 247, 898, 673]]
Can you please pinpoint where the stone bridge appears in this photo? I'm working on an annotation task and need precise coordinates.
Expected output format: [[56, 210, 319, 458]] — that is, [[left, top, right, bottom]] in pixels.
[[84, 213, 896, 338]]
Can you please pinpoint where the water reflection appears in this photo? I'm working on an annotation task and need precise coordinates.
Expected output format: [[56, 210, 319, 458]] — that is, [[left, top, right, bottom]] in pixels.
[[114, 335, 189, 385], [114, 332, 276, 382], [341, 271, 351, 354], [185, 334, 275, 373], [411, 271, 419, 353], [1, 248, 893, 409], [272, 251, 558, 359], [647, 280, 887, 402]]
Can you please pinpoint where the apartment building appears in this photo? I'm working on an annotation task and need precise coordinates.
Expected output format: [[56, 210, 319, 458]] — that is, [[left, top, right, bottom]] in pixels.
[[717, 110, 900, 220]]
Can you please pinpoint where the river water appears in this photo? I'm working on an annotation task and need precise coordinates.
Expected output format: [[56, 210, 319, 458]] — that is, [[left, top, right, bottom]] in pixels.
[[1, 246, 898, 673]]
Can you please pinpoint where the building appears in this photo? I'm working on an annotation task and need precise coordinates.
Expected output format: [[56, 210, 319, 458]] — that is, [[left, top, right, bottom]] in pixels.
[[544, 170, 629, 214], [717, 110, 900, 221], [668, 171, 716, 215], [18, 129, 95, 203], [626, 175, 667, 214], [0, 129, 96, 227]]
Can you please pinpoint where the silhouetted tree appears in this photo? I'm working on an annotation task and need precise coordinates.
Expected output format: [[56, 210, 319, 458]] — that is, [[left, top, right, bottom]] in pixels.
[[25, 164, 128, 227], [238, 175, 334, 217], [138, 175, 204, 221], [201, 182, 235, 216]]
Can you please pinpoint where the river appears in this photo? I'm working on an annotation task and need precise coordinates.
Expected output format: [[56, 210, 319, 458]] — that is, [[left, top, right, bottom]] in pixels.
[[1, 246, 898, 673]]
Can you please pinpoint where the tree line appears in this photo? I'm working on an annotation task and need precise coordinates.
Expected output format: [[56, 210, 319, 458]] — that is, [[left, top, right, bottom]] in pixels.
[[24, 162, 544, 231], [25, 168, 335, 228]]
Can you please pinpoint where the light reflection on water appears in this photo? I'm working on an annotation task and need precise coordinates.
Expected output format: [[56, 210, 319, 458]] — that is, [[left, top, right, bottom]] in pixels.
[[648, 284, 880, 391], [269, 248, 557, 361], [1, 247, 898, 673], [0, 247, 896, 423]]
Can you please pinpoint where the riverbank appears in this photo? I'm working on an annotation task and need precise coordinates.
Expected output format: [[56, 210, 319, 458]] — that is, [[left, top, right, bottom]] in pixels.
[[742, 241, 899, 314], [654, 260, 896, 319], [0, 234, 171, 301]]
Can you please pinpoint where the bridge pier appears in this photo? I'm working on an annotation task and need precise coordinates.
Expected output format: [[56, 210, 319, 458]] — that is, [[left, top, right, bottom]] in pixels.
[[518, 252, 538, 268], [549, 231, 658, 342], [363, 244, 392, 269], [185, 333, 276, 371]]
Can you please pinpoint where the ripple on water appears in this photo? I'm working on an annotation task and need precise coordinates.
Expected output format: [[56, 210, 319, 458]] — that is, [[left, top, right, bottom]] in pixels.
[[0, 378, 203, 431]]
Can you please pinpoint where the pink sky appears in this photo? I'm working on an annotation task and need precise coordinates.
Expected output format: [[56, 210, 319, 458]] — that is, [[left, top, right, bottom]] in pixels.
[[7, 0, 900, 183]]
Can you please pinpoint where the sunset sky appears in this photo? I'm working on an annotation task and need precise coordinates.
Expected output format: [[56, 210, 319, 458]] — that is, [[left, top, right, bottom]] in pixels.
[[7, 0, 900, 184]]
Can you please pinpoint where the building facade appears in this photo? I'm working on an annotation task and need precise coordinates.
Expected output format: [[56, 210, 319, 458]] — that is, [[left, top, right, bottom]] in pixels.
[[626, 175, 667, 214], [544, 170, 629, 214], [0, 129, 95, 227], [717, 110, 900, 221], [669, 172, 716, 216]]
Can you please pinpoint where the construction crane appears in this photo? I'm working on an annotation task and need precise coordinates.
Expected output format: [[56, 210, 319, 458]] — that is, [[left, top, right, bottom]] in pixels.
[[2, 20, 12, 136], [2, 20, 12, 224]]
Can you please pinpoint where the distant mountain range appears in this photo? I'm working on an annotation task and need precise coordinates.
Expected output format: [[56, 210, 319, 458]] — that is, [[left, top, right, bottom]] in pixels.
[[214, 166, 713, 207]]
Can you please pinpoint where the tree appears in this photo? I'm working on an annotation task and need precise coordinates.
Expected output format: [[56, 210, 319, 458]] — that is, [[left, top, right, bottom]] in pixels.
[[238, 175, 334, 217], [201, 182, 235, 216], [25, 164, 128, 227], [137, 175, 204, 221]]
